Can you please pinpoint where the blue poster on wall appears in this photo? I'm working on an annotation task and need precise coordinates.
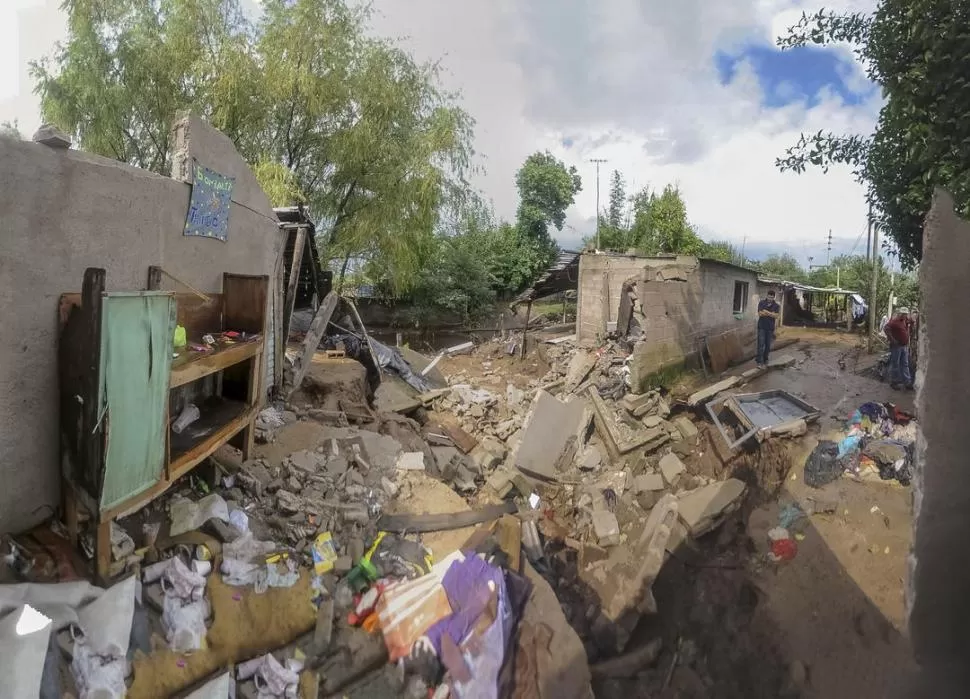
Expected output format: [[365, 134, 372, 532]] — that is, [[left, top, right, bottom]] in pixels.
[[183, 160, 235, 242]]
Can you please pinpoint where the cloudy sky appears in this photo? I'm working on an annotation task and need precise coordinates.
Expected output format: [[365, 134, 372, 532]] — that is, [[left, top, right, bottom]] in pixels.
[[1, 0, 881, 264]]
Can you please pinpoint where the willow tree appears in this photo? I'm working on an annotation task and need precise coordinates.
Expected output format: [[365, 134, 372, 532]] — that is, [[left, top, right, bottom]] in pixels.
[[32, 0, 474, 293]]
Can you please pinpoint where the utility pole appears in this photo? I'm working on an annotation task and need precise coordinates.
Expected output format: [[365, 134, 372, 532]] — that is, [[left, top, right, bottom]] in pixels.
[[865, 202, 873, 262], [590, 158, 607, 250], [827, 229, 832, 264], [867, 221, 880, 354]]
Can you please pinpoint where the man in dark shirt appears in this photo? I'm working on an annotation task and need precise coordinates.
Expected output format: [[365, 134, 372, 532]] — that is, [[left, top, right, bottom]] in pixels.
[[756, 290, 781, 367], [884, 307, 914, 390]]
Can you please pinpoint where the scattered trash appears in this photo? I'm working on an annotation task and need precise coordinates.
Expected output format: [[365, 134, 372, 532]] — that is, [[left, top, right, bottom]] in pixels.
[[312, 532, 339, 575], [171, 403, 201, 434]]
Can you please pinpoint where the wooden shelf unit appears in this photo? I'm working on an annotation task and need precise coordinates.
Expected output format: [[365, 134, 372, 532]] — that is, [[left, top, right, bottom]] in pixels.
[[58, 268, 268, 582]]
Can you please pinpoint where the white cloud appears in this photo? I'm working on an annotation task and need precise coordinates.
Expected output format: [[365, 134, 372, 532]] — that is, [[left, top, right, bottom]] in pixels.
[[369, 0, 881, 250], [1, 0, 881, 255]]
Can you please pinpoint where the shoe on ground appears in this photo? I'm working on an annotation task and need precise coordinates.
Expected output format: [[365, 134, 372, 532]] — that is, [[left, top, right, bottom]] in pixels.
[[890, 383, 900, 390]]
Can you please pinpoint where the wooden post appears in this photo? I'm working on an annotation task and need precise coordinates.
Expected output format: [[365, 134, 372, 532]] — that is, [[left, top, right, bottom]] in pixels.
[[845, 295, 852, 331], [287, 292, 340, 397], [520, 301, 532, 359], [95, 517, 111, 584], [81, 269, 106, 495], [282, 226, 307, 344]]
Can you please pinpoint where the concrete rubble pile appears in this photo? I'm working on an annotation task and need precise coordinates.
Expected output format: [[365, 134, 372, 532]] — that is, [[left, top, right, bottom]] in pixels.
[[415, 336, 773, 664], [0, 329, 803, 699]]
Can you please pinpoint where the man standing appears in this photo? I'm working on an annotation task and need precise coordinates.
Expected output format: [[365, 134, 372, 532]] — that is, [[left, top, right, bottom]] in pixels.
[[757, 290, 781, 368], [884, 307, 914, 390]]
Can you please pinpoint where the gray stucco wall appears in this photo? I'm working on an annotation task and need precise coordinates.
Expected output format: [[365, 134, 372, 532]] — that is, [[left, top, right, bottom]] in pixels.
[[0, 117, 282, 534], [903, 189, 970, 693], [624, 259, 760, 387]]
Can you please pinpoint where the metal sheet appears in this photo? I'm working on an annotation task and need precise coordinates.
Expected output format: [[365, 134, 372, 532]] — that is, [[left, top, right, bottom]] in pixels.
[[98, 293, 176, 510]]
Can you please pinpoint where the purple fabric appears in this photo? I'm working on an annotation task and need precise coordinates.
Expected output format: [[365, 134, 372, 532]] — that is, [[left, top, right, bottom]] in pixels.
[[424, 553, 504, 655]]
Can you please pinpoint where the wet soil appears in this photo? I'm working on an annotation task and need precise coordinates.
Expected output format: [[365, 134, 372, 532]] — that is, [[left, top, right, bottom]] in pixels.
[[593, 332, 917, 698]]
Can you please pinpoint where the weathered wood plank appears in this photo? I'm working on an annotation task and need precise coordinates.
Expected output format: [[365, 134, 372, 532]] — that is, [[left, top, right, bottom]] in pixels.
[[287, 291, 339, 396], [170, 341, 261, 388]]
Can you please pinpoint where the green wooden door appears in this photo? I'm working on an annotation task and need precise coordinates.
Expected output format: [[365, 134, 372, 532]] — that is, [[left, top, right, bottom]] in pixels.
[[98, 292, 176, 510]]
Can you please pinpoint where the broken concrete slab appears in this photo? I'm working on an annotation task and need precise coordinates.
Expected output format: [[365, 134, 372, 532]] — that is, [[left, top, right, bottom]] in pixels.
[[592, 510, 620, 547], [687, 376, 740, 407], [764, 418, 808, 438], [513, 390, 588, 481], [578, 444, 603, 471], [634, 473, 665, 494], [396, 452, 425, 471], [276, 491, 302, 515], [564, 351, 598, 393], [767, 354, 796, 369], [486, 469, 514, 498], [741, 366, 765, 380], [659, 453, 686, 485], [677, 478, 746, 537], [287, 449, 324, 474], [672, 416, 699, 442], [642, 415, 663, 429], [597, 494, 679, 653]]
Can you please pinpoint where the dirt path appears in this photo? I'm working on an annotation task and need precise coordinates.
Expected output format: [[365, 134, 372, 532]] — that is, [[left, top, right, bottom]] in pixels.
[[731, 338, 916, 697]]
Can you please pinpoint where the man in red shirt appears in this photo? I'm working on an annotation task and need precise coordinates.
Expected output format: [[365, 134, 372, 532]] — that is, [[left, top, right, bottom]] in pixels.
[[884, 307, 914, 390]]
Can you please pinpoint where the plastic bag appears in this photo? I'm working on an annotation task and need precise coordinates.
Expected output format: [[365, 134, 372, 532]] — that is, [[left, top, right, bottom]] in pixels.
[[803, 441, 844, 488], [162, 594, 209, 652], [172, 403, 201, 434]]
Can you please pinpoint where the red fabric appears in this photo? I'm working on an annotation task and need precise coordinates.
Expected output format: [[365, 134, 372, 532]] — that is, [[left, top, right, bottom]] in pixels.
[[885, 317, 911, 346], [771, 538, 798, 561]]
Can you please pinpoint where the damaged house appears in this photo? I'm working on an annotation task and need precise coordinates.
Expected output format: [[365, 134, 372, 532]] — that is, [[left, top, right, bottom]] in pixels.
[[576, 253, 767, 389], [0, 116, 284, 536]]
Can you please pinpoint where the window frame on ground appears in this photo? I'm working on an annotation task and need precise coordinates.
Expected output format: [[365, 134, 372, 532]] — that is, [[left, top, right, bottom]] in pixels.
[[733, 280, 749, 314]]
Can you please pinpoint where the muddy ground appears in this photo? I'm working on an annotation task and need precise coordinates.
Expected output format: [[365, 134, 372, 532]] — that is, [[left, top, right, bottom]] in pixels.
[[268, 329, 915, 698], [438, 329, 916, 698], [593, 331, 916, 698]]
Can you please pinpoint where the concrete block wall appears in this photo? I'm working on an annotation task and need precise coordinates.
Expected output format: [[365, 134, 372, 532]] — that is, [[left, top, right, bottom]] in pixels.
[[576, 253, 695, 346], [0, 117, 283, 534], [626, 261, 761, 388]]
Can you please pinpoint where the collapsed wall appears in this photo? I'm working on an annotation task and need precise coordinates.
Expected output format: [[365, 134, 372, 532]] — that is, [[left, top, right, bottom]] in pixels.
[[0, 116, 283, 533]]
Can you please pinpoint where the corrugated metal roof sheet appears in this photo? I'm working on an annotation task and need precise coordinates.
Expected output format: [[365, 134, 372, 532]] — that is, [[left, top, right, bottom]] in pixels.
[[511, 250, 581, 307]]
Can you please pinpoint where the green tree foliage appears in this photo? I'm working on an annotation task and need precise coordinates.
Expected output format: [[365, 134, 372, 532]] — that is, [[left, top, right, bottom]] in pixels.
[[606, 169, 626, 231], [776, 1, 970, 266], [31, 0, 474, 294], [515, 151, 582, 267], [588, 180, 710, 256], [756, 253, 808, 281], [698, 240, 743, 264], [626, 185, 703, 255]]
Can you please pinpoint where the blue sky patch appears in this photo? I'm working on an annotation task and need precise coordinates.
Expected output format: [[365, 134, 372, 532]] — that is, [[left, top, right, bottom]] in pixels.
[[714, 43, 874, 108]]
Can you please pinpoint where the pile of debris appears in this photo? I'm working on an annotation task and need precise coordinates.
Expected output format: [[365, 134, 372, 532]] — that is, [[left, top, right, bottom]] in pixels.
[[805, 399, 917, 488], [404, 335, 807, 667], [0, 326, 809, 698]]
